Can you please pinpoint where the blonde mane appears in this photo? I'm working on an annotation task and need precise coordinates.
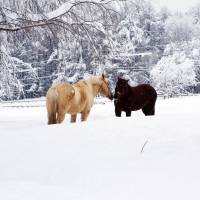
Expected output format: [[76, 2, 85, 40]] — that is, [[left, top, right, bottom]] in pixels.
[[84, 75, 102, 85]]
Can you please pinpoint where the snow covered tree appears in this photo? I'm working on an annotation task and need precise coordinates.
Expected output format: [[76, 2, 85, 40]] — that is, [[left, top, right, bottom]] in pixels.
[[165, 14, 194, 43], [1, 0, 200, 100], [150, 49, 196, 97], [188, 3, 200, 24], [0, 46, 24, 100]]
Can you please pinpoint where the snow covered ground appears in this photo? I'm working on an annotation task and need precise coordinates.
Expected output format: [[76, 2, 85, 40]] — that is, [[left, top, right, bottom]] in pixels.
[[0, 96, 200, 200]]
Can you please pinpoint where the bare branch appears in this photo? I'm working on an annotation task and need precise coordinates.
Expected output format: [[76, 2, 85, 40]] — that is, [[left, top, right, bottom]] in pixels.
[[0, 0, 120, 32], [140, 140, 148, 153], [0, 21, 53, 32]]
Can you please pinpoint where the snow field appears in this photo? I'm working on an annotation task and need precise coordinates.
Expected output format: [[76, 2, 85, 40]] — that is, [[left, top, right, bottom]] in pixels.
[[0, 96, 200, 200]]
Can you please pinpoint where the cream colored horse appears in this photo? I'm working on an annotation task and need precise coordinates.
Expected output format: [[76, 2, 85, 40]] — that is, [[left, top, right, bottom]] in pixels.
[[46, 74, 113, 124]]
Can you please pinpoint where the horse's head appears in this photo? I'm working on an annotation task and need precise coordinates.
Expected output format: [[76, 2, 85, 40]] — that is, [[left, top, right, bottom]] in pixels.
[[99, 74, 113, 100], [114, 77, 129, 99]]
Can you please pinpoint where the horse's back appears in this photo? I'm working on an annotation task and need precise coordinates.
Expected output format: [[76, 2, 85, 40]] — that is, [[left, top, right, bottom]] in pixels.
[[47, 83, 75, 107], [127, 84, 157, 110], [132, 84, 157, 99], [72, 81, 93, 107]]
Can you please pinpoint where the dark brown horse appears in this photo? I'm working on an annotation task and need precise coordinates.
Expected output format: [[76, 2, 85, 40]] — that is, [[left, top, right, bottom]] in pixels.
[[114, 78, 157, 117]]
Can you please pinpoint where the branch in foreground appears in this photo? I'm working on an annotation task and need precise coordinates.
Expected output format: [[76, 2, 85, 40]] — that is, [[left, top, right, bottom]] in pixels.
[[0, 0, 118, 32], [0, 21, 53, 32], [140, 140, 148, 153]]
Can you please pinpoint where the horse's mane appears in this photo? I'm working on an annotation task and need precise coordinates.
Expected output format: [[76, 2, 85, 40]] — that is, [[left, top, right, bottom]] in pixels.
[[72, 75, 102, 88], [84, 75, 102, 85]]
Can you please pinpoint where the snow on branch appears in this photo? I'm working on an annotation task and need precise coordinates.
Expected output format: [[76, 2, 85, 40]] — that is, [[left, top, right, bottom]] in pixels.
[[0, 0, 117, 32], [46, 0, 113, 20]]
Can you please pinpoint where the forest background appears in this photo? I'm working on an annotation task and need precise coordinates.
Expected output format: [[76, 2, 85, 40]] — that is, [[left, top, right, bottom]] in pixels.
[[1, 0, 200, 100]]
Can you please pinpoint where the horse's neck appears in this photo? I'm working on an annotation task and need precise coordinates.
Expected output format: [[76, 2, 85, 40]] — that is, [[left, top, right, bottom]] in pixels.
[[86, 80, 101, 97], [127, 84, 132, 92], [123, 84, 132, 97], [91, 83, 101, 97]]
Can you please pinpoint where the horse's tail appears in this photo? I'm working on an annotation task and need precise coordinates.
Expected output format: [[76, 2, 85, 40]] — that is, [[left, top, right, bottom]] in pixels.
[[46, 87, 58, 125]]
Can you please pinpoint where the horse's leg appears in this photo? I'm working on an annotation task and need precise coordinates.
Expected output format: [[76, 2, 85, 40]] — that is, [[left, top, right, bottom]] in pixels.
[[114, 100, 122, 117], [126, 110, 131, 117], [81, 110, 90, 121], [142, 102, 155, 116], [57, 111, 65, 123], [47, 99, 57, 125], [115, 108, 122, 117], [48, 113, 57, 124], [70, 114, 77, 123]]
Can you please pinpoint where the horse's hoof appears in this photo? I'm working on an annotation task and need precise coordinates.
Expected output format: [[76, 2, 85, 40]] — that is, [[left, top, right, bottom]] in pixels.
[[115, 112, 121, 117], [126, 113, 131, 117]]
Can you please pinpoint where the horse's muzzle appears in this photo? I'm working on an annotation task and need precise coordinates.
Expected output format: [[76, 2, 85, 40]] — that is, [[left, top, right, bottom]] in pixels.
[[109, 94, 114, 100], [113, 92, 119, 99]]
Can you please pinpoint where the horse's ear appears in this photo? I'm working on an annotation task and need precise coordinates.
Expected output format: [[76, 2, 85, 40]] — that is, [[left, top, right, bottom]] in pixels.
[[102, 74, 105, 80]]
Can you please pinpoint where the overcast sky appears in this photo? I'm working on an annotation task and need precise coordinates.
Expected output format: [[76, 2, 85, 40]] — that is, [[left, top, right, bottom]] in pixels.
[[151, 0, 199, 12]]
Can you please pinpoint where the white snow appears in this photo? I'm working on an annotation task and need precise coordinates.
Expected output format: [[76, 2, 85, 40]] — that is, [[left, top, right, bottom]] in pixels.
[[150, 51, 196, 96], [0, 96, 200, 200], [27, 0, 112, 21]]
